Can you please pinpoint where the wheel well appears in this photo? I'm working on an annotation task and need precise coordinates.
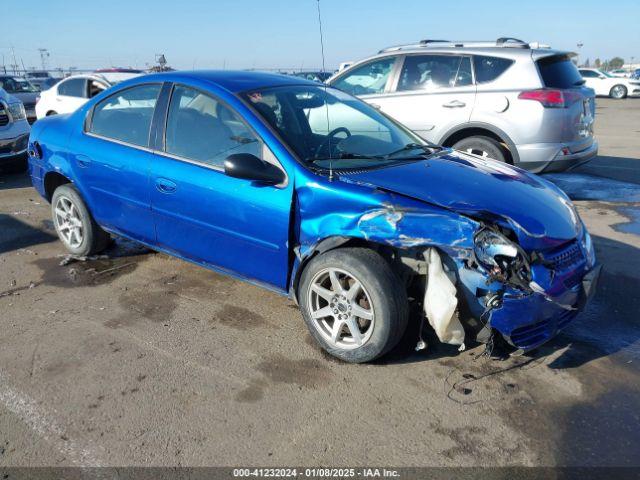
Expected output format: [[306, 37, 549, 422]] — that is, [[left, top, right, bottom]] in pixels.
[[44, 172, 71, 201], [442, 127, 514, 164], [290, 237, 419, 303]]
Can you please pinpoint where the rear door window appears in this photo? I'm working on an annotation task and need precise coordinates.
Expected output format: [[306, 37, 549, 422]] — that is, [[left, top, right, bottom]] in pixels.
[[473, 56, 514, 83], [89, 84, 161, 147], [332, 57, 396, 96], [58, 78, 87, 97], [397, 55, 472, 91], [537, 55, 584, 88]]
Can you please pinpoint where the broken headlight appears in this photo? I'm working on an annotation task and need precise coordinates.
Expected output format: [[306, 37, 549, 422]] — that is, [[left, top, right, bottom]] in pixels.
[[474, 228, 532, 289], [474, 229, 519, 269]]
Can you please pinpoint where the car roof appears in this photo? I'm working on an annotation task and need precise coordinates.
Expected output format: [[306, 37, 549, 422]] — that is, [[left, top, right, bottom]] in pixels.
[[138, 70, 319, 93]]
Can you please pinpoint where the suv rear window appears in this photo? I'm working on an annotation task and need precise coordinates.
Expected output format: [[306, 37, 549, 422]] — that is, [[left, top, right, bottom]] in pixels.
[[473, 56, 514, 83], [537, 54, 584, 89]]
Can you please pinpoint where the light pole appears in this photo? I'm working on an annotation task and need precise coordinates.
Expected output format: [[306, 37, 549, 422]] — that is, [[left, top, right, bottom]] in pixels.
[[577, 42, 584, 66]]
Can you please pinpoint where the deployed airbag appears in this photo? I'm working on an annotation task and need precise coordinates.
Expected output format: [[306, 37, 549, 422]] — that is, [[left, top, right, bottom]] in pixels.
[[424, 248, 465, 348]]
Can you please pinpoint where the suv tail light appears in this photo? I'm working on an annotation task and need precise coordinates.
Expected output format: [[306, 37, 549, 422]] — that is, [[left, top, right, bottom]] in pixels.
[[518, 89, 582, 108]]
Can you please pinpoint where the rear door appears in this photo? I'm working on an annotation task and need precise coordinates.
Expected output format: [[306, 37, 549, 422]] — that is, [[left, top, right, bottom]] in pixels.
[[69, 83, 162, 243], [55, 78, 89, 114], [150, 84, 293, 289], [372, 54, 476, 142]]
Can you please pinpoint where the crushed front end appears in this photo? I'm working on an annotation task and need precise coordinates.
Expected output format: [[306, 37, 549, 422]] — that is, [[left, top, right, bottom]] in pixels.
[[455, 223, 600, 352]]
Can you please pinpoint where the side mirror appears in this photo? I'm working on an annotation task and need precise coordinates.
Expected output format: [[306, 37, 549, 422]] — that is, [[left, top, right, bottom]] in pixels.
[[224, 153, 285, 185], [599, 75, 606, 79]]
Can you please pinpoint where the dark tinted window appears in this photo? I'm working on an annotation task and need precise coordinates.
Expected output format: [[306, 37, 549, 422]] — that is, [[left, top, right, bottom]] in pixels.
[[58, 78, 87, 97], [89, 84, 161, 147], [537, 55, 584, 88], [165, 85, 261, 168], [473, 56, 514, 83], [579, 69, 600, 78], [398, 55, 472, 91]]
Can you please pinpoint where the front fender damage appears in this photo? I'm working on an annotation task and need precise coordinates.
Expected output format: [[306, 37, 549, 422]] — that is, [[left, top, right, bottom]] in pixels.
[[290, 177, 588, 353]]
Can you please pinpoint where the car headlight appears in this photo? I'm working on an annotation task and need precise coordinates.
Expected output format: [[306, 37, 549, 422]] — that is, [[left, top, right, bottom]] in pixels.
[[581, 230, 596, 267], [7, 102, 26, 121], [474, 229, 519, 268]]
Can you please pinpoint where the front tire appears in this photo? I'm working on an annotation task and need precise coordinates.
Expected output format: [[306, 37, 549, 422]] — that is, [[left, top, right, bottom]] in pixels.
[[453, 136, 508, 163], [299, 248, 408, 363], [609, 85, 627, 99], [51, 184, 110, 256]]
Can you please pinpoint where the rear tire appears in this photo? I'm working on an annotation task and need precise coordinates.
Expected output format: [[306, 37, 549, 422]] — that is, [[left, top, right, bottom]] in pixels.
[[51, 184, 110, 256], [299, 248, 408, 363], [453, 136, 508, 163], [609, 85, 627, 99]]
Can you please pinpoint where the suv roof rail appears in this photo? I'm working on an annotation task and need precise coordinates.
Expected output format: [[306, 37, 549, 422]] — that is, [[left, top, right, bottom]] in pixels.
[[495, 37, 530, 49], [378, 37, 533, 53]]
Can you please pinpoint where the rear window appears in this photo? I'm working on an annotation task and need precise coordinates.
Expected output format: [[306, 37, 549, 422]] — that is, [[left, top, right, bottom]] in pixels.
[[537, 54, 584, 89], [473, 56, 514, 83]]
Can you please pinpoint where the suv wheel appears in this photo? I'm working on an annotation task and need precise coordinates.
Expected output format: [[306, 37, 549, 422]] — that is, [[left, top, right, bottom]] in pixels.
[[453, 136, 507, 163], [51, 184, 110, 256], [299, 248, 408, 363], [609, 85, 627, 99]]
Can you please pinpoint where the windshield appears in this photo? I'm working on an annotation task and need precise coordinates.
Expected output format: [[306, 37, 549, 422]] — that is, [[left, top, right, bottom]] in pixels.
[[0, 77, 39, 93], [241, 85, 439, 169]]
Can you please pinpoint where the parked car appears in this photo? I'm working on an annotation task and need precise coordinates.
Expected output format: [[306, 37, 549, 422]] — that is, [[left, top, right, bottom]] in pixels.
[[632, 69, 640, 80], [290, 71, 333, 83], [25, 72, 60, 92], [326, 38, 597, 173], [28, 71, 600, 363], [579, 68, 640, 99], [607, 68, 631, 78], [0, 75, 40, 124], [35, 71, 140, 119], [0, 88, 30, 173]]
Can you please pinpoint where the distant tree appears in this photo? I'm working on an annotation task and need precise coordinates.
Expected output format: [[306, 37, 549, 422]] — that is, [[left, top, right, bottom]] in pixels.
[[609, 57, 624, 69], [584, 58, 590, 67], [594, 58, 601, 68]]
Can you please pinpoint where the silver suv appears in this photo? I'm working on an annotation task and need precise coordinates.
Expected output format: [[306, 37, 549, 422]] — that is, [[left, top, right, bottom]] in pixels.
[[327, 38, 597, 172]]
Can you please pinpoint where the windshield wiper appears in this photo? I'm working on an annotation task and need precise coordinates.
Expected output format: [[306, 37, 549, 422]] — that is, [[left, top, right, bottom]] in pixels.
[[383, 142, 443, 159]]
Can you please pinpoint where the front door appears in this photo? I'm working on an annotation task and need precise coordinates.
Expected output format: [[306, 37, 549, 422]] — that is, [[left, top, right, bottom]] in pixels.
[[69, 83, 162, 243], [150, 84, 293, 289]]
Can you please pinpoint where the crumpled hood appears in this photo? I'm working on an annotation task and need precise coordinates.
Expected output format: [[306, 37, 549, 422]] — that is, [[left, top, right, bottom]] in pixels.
[[338, 151, 581, 251]]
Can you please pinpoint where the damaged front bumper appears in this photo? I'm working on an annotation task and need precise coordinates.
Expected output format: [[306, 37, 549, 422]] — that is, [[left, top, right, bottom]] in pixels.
[[489, 263, 601, 351]]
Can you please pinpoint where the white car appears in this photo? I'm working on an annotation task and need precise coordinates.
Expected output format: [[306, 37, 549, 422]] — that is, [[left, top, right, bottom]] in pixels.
[[35, 72, 140, 119], [578, 68, 640, 99], [608, 68, 631, 78]]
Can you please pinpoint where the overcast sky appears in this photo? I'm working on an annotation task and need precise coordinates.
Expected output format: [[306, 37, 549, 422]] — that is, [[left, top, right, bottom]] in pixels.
[[4, 0, 639, 71]]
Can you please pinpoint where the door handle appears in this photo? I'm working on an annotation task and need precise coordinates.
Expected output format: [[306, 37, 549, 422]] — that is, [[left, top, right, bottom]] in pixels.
[[442, 100, 466, 108], [155, 178, 177, 194], [76, 154, 92, 168]]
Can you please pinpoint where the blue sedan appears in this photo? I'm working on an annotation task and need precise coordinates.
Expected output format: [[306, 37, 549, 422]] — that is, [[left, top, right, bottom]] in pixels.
[[27, 71, 600, 362]]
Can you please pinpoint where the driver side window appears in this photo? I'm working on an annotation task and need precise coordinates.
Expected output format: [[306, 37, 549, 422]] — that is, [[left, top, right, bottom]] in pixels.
[[333, 57, 396, 96], [164, 85, 261, 168]]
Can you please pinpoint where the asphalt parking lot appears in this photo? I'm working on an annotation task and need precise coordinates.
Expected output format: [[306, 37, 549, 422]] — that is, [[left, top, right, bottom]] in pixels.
[[1, 98, 639, 468]]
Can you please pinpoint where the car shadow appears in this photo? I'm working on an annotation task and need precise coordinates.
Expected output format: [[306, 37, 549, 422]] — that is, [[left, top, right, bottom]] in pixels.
[[0, 213, 58, 255], [0, 171, 32, 190]]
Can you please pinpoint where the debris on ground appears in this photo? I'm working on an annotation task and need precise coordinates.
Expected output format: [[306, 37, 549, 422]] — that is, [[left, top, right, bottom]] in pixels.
[[58, 254, 109, 266]]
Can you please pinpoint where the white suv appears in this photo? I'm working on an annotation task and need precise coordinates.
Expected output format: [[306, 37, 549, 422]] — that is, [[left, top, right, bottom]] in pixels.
[[327, 38, 597, 172]]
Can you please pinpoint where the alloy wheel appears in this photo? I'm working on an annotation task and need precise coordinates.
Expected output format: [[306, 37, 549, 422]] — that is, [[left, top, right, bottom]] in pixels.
[[54, 196, 84, 249], [612, 86, 626, 99], [307, 267, 375, 350]]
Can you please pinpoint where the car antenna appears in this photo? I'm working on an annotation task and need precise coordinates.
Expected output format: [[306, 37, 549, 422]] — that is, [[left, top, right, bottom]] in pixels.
[[315, 0, 333, 181]]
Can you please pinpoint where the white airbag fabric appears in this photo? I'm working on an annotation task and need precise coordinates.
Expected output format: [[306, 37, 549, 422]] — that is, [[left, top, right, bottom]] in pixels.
[[424, 248, 465, 348]]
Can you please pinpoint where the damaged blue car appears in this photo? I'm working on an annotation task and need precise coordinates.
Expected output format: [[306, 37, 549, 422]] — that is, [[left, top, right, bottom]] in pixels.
[[27, 71, 601, 363]]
